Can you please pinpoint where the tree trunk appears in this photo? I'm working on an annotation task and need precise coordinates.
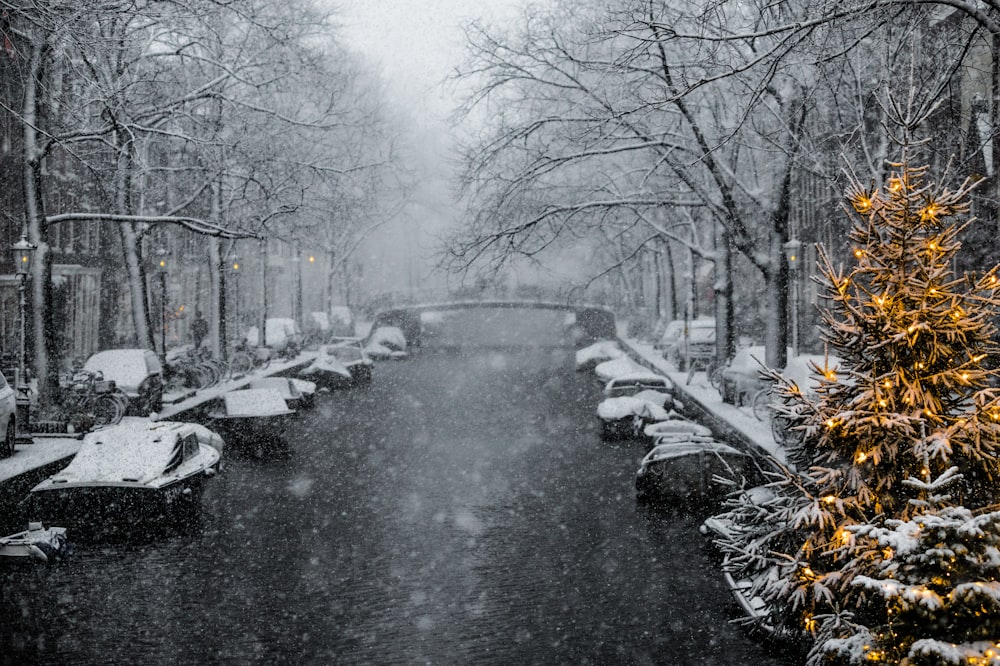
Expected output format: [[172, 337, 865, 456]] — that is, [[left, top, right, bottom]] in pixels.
[[21, 36, 56, 405], [715, 223, 735, 368]]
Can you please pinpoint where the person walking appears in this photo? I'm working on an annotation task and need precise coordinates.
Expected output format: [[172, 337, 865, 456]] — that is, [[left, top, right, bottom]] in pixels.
[[192, 310, 209, 349]]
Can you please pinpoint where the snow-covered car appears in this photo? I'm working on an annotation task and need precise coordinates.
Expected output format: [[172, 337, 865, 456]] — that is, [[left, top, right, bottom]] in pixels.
[[597, 389, 676, 441], [364, 326, 408, 360], [245, 318, 304, 357], [329, 306, 356, 337], [82, 348, 163, 416], [662, 317, 715, 371], [575, 339, 624, 372], [0, 369, 17, 457], [719, 345, 770, 405], [603, 371, 672, 398]]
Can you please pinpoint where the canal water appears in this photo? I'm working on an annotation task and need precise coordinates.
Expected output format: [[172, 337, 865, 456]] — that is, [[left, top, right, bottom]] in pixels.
[[1, 309, 797, 664]]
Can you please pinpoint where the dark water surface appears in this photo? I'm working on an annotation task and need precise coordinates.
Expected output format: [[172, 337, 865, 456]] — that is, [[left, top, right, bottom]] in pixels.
[[1, 309, 794, 665]]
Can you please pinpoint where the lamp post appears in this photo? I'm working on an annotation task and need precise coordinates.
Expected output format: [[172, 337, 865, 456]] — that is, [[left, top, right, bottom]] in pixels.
[[784, 239, 802, 357], [153, 247, 169, 361], [11, 232, 36, 443], [230, 254, 240, 345]]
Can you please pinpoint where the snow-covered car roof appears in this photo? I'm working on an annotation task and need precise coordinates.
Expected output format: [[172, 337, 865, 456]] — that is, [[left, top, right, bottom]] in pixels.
[[781, 354, 844, 394], [83, 349, 160, 392]]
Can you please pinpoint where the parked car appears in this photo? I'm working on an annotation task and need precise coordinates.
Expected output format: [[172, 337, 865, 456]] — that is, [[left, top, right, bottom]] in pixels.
[[0, 369, 17, 457], [655, 319, 687, 351], [82, 349, 163, 416], [245, 318, 304, 357], [662, 318, 716, 371], [329, 306, 356, 337], [719, 345, 770, 405]]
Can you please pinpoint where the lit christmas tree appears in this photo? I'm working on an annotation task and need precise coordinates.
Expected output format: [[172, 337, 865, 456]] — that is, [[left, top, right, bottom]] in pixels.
[[714, 153, 1000, 665]]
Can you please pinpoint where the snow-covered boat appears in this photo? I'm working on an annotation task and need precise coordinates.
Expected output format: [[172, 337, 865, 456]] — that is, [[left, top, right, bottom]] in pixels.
[[597, 390, 679, 440], [207, 388, 295, 453], [364, 326, 409, 360], [0, 523, 68, 563], [593, 356, 646, 383], [250, 377, 312, 410], [25, 419, 223, 534], [642, 417, 713, 444], [634, 438, 757, 506], [300, 340, 372, 388], [575, 339, 624, 371], [603, 371, 673, 398]]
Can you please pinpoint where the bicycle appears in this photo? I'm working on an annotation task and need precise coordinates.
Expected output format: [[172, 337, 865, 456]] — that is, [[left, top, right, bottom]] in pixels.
[[165, 346, 226, 391], [63, 369, 128, 427], [748, 384, 799, 447], [227, 341, 271, 379]]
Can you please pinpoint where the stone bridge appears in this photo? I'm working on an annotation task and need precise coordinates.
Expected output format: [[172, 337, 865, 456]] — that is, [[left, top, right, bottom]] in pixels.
[[367, 299, 617, 347]]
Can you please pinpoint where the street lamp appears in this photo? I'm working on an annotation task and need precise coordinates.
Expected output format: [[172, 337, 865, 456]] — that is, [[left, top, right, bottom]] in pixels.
[[784, 239, 802, 357], [153, 247, 169, 361], [11, 232, 36, 443], [229, 254, 240, 345]]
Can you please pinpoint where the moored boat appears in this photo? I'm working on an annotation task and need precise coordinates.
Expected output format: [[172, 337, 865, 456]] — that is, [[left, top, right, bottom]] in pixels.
[[207, 388, 295, 454], [25, 418, 223, 535]]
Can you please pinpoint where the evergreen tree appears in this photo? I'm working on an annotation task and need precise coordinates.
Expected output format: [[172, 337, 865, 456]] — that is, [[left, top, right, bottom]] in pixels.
[[715, 151, 1000, 665]]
